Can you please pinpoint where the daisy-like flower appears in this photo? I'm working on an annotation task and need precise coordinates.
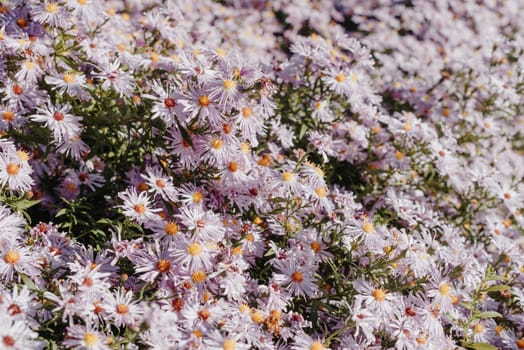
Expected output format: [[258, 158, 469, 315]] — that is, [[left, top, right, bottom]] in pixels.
[[235, 104, 265, 146], [15, 58, 44, 85], [132, 241, 178, 284], [0, 149, 33, 192], [55, 134, 90, 160], [172, 236, 214, 271], [206, 75, 242, 110], [143, 81, 185, 126], [69, 264, 111, 299], [1, 80, 47, 110], [182, 88, 223, 128], [68, 166, 105, 192], [311, 99, 334, 122], [176, 206, 225, 242], [63, 324, 110, 350], [322, 68, 350, 95], [30, 1, 70, 28], [272, 258, 318, 298], [66, 0, 104, 23], [426, 278, 457, 314], [204, 330, 250, 350], [270, 167, 303, 196], [0, 241, 40, 282], [0, 204, 26, 243], [103, 288, 143, 327], [142, 166, 177, 201], [92, 58, 135, 97], [31, 102, 82, 144], [45, 70, 90, 101], [291, 331, 329, 350], [0, 319, 44, 350], [117, 187, 161, 224], [353, 278, 400, 319]]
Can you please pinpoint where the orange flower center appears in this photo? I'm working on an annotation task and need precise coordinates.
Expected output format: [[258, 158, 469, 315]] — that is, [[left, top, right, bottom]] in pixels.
[[6, 163, 19, 176], [198, 95, 210, 107], [133, 204, 145, 214], [4, 250, 20, 264], [291, 271, 303, 283], [116, 303, 129, 314], [156, 259, 171, 273], [164, 222, 179, 236], [372, 288, 386, 301]]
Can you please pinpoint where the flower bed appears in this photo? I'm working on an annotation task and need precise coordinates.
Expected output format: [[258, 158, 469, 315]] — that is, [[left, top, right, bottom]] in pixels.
[[0, 1, 523, 349]]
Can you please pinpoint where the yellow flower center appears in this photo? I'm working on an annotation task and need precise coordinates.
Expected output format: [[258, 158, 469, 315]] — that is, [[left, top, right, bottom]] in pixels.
[[116, 303, 129, 314], [191, 270, 206, 283], [223, 339, 236, 350], [241, 107, 252, 118], [211, 138, 223, 150], [187, 242, 203, 256], [335, 73, 345, 83], [473, 323, 484, 334], [164, 222, 179, 236], [77, 0, 88, 5], [4, 251, 20, 264], [439, 282, 451, 297], [251, 310, 265, 323], [83, 332, 99, 346], [362, 219, 375, 234], [314, 187, 327, 198], [310, 341, 325, 350], [395, 150, 404, 160], [17, 150, 30, 162], [372, 288, 386, 301], [281, 172, 294, 182], [198, 95, 210, 107], [63, 73, 75, 84], [192, 191, 203, 203], [223, 79, 236, 90], [45, 3, 58, 13]]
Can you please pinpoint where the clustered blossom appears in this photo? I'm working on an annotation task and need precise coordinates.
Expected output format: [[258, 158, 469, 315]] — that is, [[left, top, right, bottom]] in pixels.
[[0, 0, 523, 349]]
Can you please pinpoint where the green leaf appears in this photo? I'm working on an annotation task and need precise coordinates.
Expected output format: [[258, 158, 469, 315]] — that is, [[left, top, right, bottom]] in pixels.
[[473, 311, 503, 319], [485, 284, 511, 292], [12, 199, 41, 211], [465, 342, 499, 350], [19, 273, 38, 291]]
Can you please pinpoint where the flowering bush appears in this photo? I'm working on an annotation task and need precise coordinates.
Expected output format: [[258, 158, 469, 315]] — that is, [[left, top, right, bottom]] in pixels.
[[0, 0, 523, 349]]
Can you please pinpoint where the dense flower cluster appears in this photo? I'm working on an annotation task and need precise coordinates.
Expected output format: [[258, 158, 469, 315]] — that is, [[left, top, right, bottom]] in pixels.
[[0, 0, 523, 349]]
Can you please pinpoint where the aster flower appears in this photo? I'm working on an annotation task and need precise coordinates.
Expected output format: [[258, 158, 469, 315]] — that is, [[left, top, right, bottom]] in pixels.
[[272, 258, 318, 298], [176, 205, 225, 242], [117, 187, 161, 224], [0, 320, 44, 350], [0, 240, 41, 282], [63, 324, 110, 350], [291, 332, 329, 350], [45, 70, 90, 101], [102, 288, 143, 328], [31, 102, 82, 144], [143, 81, 186, 126]]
